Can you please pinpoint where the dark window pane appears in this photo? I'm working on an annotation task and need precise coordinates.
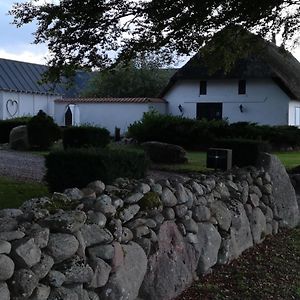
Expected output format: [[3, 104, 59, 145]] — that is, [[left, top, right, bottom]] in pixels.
[[239, 80, 246, 94], [197, 103, 223, 121], [200, 80, 207, 95]]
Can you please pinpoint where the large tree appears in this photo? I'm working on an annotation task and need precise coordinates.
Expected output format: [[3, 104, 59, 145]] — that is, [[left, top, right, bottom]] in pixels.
[[11, 0, 300, 81]]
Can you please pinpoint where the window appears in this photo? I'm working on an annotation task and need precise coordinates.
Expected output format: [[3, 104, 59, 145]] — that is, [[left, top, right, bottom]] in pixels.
[[197, 103, 223, 121], [295, 107, 300, 126], [238, 80, 246, 94], [200, 80, 207, 95]]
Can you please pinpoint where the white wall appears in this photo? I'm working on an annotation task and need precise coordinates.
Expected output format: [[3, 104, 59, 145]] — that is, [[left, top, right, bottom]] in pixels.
[[165, 79, 291, 125], [288, 100, 300, 126], [0, 91, 3, 119], [55, 102, 167, 134], [1, 91, 58, 120]]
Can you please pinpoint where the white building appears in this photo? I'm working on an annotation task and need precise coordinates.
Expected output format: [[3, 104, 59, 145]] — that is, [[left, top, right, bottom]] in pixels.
[[0, 58, 62, 119], [54, 97, 166, 134], [161, 40, 300, 126]]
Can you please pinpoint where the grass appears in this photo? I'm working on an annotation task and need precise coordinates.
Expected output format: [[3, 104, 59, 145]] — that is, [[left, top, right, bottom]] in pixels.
[[0, 177, 49, 209], [177, 227, 300, 300], [275, 151, 300, 170]]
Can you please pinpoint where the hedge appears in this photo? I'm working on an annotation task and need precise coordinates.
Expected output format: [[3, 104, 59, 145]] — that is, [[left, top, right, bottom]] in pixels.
[[214, 139, 271, 167], [45, 148, 149, 192], [63, 126, 110, 149], [0, 117, 31, 143]]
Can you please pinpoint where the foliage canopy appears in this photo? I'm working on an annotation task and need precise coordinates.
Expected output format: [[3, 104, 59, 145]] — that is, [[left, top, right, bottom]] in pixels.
[[11, 0, 300, 81]]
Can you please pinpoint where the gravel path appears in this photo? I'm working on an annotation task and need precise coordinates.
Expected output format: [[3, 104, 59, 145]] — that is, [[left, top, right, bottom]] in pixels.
[[0, 150, 45, 182]]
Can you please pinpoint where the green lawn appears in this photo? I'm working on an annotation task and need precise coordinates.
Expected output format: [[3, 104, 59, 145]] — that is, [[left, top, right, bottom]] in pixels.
[[274, 151, 300, 170], [0, 177, 49, 209]]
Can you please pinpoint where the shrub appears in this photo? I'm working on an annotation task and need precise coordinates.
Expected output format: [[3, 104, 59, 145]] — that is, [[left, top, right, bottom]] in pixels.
[[0, 116, 31, 143], [45, 148, 148, 192], [27, 110, 61, 150], [63, 125, 110, 149], [214, 138, 271, 167]]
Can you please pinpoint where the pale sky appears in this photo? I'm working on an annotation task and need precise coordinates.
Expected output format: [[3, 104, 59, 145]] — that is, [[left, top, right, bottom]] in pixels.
[[0, 0, 300, 65]]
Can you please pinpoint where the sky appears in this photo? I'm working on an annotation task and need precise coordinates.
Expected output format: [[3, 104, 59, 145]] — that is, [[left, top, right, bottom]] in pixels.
[[0, 0, 300, 66]]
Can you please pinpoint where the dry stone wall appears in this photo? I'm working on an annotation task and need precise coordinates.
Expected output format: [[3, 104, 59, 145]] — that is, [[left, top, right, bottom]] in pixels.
[[0, 153, 299, 300]]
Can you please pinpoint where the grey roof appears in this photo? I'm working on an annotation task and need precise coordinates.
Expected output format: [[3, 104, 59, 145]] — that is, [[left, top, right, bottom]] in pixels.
[[0, 58, 64, 95], [161, 31, 300, 100], [55, 97, 167, 104]]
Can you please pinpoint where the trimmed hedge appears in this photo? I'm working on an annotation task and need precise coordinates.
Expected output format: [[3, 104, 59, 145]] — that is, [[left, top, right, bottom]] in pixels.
[[63, 126, 110, 149], [0, 117, 31, 143], [214, 139, 271, 167], [128, 112, 300, 150], [45, 148, 149, 192]]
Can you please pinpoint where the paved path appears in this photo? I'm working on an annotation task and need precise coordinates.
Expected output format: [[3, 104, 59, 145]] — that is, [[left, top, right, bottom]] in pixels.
[[0, 150, 45, 182]]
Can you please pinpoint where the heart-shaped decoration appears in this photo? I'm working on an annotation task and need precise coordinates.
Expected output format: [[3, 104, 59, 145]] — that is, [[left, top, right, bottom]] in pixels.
[[6, 99, 19, 117]]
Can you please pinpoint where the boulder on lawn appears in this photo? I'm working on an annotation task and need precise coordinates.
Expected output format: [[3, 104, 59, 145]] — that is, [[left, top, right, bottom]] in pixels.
[[9, 125, 30, 151], [142, 141, 188, 164]]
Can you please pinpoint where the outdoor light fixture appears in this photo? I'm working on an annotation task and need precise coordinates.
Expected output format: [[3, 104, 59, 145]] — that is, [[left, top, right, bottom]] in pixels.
[[239, 104, 244, 113]]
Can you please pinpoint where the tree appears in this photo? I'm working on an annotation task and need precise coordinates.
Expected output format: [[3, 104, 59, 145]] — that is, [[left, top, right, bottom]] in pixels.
[[81, 56, 174, 97], [11, 0, 300, 81]]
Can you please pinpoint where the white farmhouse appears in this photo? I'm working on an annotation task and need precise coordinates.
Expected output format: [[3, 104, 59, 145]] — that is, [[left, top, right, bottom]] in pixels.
[[0, 58, 62, 119], [162, 40, 300, 126]]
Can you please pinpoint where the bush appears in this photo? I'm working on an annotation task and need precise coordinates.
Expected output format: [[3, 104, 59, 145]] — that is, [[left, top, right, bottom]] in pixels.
[[27, 110, 61, 150], [0, 116, 31, 143], [45, 148, 148, 192], [63, 125, 110, 149], [214, 139, 271, 167]]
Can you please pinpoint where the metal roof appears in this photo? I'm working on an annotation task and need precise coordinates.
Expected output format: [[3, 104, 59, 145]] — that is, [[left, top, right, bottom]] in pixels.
[[0, 58, 63, 95], [55, 97, 167, 104]]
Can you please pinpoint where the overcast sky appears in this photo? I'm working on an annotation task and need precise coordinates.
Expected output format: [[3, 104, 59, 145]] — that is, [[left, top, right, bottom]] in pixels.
[[1, 0, 300, 66]]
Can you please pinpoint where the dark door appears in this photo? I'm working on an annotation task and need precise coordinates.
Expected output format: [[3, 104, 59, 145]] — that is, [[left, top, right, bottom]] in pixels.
[[197, 103, 223, 121], [65, 106, 73, 126]]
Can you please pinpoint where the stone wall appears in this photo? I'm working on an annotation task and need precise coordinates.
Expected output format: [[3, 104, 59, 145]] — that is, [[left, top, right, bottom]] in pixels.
[[0, 153, 298, 300]]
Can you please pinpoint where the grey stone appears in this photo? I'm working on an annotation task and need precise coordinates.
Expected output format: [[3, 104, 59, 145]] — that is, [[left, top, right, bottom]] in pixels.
[[0, 217, 18, 232], [121, 227, 134, 243], [194, 196, 207, 206], [265, 206, 274, 222], [140, 222, 197, 300], [12, 238, 41, 268], [0, 208, 23, 218], [64, 187, 84, 200], [47, 270, 66, 287], [40, 211, 87, 233], [88, 291, 100, 300], [203, 178, 216, 191], [20, 197, 50, 213], [88, 244, 115, 260], [136, 183, 151, 194], [161, 187, 177, 207], [0, 240, 11, 254], [249, 185, 262, 198], [266, 223, 273, 235], [195, 223, 221, 274], [87, 211, 107, 227], [89, 258, 112, 288], [163, 207, 175, 220], [191, 181, 204, 196], [111, 242, 124, 272], [182, 218, 198, 234], [32, 253, 54, 279], [94, 195, 116, 217], [87, 180, 106, 196], [175, 183, 189, 204], [112, 198, 124, 209], [226, 180, 239, 192], [0, 254, 14, 280], [136, 237, 152, 256], [59, 257, 93, 284], [249, 207, 267, 244], [101, 242, 147, 300], [0, 230, 25, 241], [174, 204, 188, 218], [259, 154, 299, 227], [177, 223, 187, 236], [192, 206, 211, 222], [262, 183, 272, 195], [210, 201, 231, 231], [80, 224, 113, 247], [0, 282, 10, 300], [248, 193, 260, 207], [134, 225, 150, 238], [151, 183, 163, 195], [9, 125, 30, 150], [71, 285, 90, 300], [218, 238, 231, 265], [124, 192, 144, 204], [108, 218, 123, 241], [29, 284, 51, 300], [48, 287, 79, 300], [272, 220, 279, 234], [119, 204, 140, 222], [81, 187, 97, 199], [11, 269, 39, 298], [215, 182, 230, 200], [27, 225, 50, 248], [244, 204, 253, 217], [46, 233, 79, 263]]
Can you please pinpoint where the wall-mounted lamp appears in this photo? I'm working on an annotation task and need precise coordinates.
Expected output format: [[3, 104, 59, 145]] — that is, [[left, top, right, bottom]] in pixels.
[[239, 104, 244, 113], [178, 104, 183, 114]]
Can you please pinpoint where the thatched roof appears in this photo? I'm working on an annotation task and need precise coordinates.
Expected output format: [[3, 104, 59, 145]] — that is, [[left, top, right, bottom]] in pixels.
[[161, 31, 300, 100]]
